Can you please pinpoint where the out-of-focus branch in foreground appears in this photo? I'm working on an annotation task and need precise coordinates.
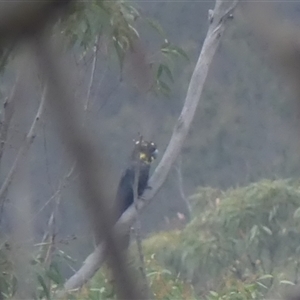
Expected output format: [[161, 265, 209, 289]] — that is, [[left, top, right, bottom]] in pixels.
[[34, 34, 142, 300]]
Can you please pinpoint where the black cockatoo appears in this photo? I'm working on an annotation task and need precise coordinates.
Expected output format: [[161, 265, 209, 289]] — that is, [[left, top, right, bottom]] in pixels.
[[114, 139, 158, 220]]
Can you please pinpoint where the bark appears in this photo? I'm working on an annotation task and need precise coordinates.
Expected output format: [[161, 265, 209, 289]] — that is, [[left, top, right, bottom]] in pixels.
[[59, 0, 238, 295]]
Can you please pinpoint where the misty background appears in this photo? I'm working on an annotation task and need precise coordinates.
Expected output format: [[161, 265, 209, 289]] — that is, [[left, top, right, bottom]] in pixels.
[[1, 1, 300, 274]]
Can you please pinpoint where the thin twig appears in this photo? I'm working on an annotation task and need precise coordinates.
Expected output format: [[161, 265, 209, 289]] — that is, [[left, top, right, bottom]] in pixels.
[[32, 172, 78, 222], [84, 34, 100, 113], [37, 188, 61, 260], [42, 121, 54, 190], [132, 135, 152, 298], [38, 33, 102, 262], [45, 201, 58, 263], [56, 33, 101, 185], [0, 73, 21, 223], [0, 85, 47, 207], [39, 34, 101, 245], [0, 71, 21, 165]]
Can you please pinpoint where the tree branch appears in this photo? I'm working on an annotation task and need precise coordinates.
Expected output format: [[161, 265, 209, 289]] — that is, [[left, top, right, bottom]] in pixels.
[[84, 34, 100, 113], [0, 85, 47, 206], [0, 72, 20, 166], [59, 0, 238, 294]]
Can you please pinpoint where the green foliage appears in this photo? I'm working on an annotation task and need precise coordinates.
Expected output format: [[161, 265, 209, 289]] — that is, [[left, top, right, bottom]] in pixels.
[[141, 179, 300, 298], [84, 246, 196, 300], [56, 247, 192, 299], [60, 1, 141, 62], [154, 42, 189, 97], [2, 179, 300, 299], [58, 0, 188, 97], [206, 277, 265, 300], [144, 252, 195, 300], [0, 239, 69, 299]]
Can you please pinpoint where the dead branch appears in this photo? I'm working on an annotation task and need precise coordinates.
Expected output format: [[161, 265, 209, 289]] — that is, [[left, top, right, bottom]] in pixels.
[[38, 32, 101, 245], [60, 0, 238, 293], [38, 182, 62, 267], [0, 72, 21, 165], [0, 85, 47, 207], [33, 169, 77, 223], [53, 33, 102, 189], [34, 34, 143, 300], [84, 34, 100, 113], [39, 33, 102, 261], [0, 73, 21, 222]]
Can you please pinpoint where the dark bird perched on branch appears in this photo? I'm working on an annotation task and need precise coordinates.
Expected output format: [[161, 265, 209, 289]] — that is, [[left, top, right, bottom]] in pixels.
[[114, 138, 158, 220]]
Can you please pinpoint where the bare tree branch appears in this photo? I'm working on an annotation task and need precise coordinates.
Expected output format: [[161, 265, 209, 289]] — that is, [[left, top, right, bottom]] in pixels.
[[38, 177, 64, 267], [0, 85, 47, 207], [39, 33, 102, 260], [60, 0, 238, 293], [144, 0, 238, 201], [52, 33, 101, 192], [0, 73, 21, 223], [38, 34, 103, 245], [0, 72, 20, 165], [84, 34, 100, 113]]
